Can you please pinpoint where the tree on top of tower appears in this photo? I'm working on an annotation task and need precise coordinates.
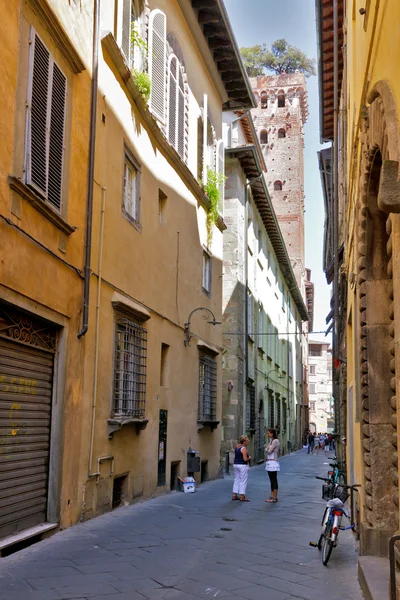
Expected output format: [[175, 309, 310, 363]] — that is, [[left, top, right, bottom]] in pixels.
[[241, 39, 316, 78]]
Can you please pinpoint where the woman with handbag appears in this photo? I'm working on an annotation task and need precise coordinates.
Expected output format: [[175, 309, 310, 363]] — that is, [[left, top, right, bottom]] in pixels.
[[265, 428, 280, 503]]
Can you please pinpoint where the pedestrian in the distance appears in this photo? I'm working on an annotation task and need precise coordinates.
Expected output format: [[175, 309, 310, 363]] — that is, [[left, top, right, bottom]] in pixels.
[[232, 435, 251, 502], [312, 433, 320, 455], [307, 431, 314, 454], [324, 434, 330, 455], [265, 428, 280, 503]]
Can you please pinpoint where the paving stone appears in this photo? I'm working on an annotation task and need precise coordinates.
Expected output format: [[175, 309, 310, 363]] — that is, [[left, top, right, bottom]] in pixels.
[[0, 452, 362, 600]]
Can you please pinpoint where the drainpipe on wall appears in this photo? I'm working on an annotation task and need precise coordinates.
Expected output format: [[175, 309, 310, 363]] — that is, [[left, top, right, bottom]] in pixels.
[[332, 0, 339, 435], [243, 182, 249, 434], [78, 0, 101, 339]]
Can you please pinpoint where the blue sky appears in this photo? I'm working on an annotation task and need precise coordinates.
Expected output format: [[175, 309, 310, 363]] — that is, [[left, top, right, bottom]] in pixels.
[[224, 0, 331, 340]]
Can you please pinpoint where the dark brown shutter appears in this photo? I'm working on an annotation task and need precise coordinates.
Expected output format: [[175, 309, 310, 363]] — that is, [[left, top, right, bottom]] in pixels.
[[48, 64, 66, 210], [0, 337, 54, 540], [29, 34, 50, 197]]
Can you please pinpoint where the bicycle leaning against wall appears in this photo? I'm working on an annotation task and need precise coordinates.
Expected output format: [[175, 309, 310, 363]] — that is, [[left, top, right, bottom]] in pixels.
[[310, 476, 360, 566]]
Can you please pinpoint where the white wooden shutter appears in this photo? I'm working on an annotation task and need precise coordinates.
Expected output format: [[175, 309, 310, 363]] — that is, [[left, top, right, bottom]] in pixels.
[[121, 0, 131, 63], [148, 10, 166, 123], [26, 32, 50, 198], [167, 56, 177, 149], [216, 138, 224, 205], [177, 67, 185, 160], [26, 30, 66, 211]]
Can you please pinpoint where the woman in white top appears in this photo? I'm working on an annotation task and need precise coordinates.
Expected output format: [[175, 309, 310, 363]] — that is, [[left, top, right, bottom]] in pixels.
[[265, 428, 280, 503]]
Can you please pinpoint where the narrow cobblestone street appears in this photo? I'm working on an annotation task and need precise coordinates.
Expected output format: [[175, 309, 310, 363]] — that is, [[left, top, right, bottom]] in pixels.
[[0, 451, 363, 600]]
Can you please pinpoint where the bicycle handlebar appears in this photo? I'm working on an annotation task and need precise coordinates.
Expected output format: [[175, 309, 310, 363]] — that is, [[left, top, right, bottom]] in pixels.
[[315, 476, 361, 491]]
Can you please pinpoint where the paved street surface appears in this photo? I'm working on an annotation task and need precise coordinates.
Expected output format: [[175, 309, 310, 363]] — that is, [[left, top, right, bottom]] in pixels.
[[0, 451, 363, 600]]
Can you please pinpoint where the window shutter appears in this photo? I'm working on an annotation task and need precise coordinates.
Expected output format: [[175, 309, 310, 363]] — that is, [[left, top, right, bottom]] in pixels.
[[121, 0, 131, 63], [167, 57, 177, 149], [26, 30, 66, 211], [48, 64, 67, 210], [177, 67, 185, 160], [216, 139, 224, 205], [197, 115, 204, 181], [148, 10, 166, 123], [27, 32, 50, 198]]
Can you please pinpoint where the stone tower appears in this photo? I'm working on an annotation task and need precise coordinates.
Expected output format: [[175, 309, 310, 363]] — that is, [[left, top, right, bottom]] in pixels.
[[250, 73, 309, 295]]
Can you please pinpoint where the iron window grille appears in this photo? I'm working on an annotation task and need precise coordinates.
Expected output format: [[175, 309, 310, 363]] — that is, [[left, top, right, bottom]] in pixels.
[[282, 400, 287, 432], [246, 384, 256, 431], [113, 317, 147, 418], [268, 390, 274, 428], [198, 353, 217, 421], [276, 395, 281, 429]]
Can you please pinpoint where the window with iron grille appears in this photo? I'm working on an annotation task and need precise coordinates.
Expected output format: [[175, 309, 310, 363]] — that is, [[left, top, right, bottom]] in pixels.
[[123, 150, 141, 226], [246, 383, 256, 431], [268, 390, 274, 428], [25, 29, 67, 212], [112, 316, 147, 418], [282, 400, 287, 432], [198, 352, 217, 421], [309, 383, 316, 394], [276, 395, 281, 429], [309, 400, 316, 412], [310, 364, 316, 375]]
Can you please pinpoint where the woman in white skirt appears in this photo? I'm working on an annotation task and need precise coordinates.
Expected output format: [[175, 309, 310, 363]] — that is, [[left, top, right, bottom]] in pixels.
[[265, 428, 280, 503], [232, 435, 251, 502]]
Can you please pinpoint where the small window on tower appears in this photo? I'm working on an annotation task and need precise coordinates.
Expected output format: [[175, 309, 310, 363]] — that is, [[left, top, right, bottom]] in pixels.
[[260, 130, 268, 145], [261, 92, 268, 109], [278, 128, 286, 138], [274, 180, 282, 191], [278, 93, 285, 108]]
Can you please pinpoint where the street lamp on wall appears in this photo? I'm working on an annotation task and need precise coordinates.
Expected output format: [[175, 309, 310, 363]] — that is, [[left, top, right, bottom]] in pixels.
[[184, 307, 221, 346]]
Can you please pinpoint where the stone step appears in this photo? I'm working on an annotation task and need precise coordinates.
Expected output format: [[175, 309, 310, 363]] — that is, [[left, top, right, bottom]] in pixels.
[[358, 556, 390, 600]]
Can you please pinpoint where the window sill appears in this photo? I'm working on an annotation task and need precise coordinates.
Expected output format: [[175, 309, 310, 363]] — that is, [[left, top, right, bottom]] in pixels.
[[197, 419, 220, 432], [101, 32, 226, 234], [108, 416, 148, 439], [122, 209, 142, 233], [202, 287, 211, 298], [8, 176, 75, 236]]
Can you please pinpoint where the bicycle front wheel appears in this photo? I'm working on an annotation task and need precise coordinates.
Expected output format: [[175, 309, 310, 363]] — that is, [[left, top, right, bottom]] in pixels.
[[322, 523, 334, 565]]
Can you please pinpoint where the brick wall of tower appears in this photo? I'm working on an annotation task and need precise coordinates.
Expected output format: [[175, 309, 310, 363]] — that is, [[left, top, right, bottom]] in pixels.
[[250, 74, 308, 292]]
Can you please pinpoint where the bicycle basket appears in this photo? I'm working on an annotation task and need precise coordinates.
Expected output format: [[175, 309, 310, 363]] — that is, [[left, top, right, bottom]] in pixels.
[[333, 485, 349, 503], [322, 484, 334, 501]]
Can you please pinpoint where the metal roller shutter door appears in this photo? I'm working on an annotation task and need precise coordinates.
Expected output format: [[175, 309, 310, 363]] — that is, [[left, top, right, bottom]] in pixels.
[[0, 337, 53, 540]]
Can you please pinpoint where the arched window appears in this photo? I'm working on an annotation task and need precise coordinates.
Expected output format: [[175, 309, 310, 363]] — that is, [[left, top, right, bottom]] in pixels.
[[274, 180, 282, 191], [167, 54, 186, 160], [278, 92, 285, 108], [149, 10, 167, 123], [260, 130, 268, 144], [261, 92, 268, 109], [278, 128, 286, 138]]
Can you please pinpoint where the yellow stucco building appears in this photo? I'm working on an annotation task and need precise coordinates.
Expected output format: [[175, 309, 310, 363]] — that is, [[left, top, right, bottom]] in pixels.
[[318, 0, 400, 589], [0, 0, 255, 550]]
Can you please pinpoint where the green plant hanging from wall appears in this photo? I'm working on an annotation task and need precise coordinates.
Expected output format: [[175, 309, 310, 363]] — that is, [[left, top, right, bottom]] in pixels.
[[204, 167, 226, 247]]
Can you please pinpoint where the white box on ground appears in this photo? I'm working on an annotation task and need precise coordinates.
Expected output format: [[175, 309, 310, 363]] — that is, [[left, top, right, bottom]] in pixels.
[[182, 477, 196, 493]]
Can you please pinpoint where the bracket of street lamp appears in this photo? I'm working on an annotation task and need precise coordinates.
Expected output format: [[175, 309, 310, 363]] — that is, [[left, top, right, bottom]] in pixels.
[[184, 307, 221, 346]]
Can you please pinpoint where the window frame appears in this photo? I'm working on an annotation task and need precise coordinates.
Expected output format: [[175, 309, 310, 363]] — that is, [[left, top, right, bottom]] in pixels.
[[112, 314, 147, 419], [310, 365, 316, 375], [202, 249, 212, 295], [198, 351, 217, 423], [122, 147, 142, 229]]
